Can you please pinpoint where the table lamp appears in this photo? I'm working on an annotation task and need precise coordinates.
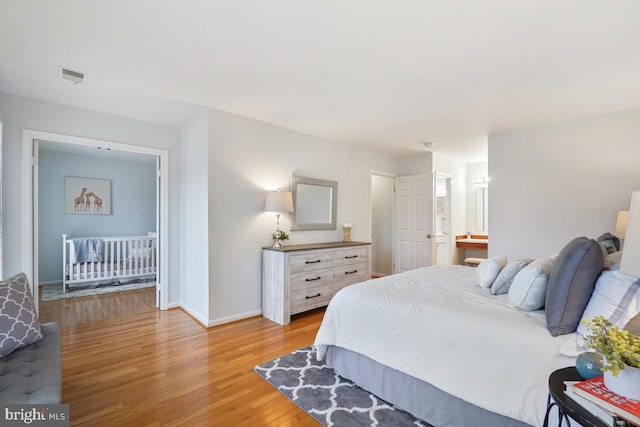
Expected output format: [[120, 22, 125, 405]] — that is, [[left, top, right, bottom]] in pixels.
[[264, 190, 294, 248]]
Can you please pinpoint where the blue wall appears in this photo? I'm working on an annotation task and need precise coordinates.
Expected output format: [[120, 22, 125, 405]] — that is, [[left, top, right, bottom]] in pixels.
[[38, 148, 156, 283]]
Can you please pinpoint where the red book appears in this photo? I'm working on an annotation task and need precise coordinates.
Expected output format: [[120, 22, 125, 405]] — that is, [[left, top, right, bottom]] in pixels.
[[573, 376, 640, 425]]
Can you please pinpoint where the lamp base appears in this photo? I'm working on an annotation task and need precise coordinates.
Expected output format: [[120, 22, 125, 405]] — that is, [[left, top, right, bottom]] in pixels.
[[272, 240, 284, 249]]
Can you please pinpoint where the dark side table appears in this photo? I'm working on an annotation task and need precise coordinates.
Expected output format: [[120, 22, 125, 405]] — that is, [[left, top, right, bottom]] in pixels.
[[544, 367, 610, 427]]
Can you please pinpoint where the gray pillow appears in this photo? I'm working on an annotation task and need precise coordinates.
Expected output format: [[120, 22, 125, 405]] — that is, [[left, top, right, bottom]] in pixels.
[[0, 273, 44, 357], [545, 237, 604, 336], [491, 258, 532, 295]]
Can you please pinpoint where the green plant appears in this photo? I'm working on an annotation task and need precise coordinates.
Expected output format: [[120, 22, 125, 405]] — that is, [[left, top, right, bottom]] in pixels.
[[272, 230, 289, 241], [582, 315, 640, 377]]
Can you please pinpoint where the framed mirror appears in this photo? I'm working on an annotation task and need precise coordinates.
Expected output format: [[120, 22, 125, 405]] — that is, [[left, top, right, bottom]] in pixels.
[[291, 175, 338, 230]]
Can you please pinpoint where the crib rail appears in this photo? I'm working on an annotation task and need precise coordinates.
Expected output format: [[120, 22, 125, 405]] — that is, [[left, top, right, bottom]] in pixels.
[[62, 234, 157, 292]]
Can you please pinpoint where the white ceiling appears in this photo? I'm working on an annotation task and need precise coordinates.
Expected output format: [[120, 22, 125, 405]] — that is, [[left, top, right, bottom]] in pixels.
[[1, 1, 640, 162]]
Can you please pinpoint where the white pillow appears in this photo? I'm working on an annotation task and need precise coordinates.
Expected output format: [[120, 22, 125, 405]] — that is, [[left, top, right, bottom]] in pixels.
[[576, 269, 640, 337], [508, 255, 556, 311], [491, 258, 532, 295], [476, 255, 507, 288]]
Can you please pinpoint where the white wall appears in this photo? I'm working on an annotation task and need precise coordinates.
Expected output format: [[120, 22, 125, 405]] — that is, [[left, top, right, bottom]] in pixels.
[[489, 108, 640, 259], [0, 92, 182, 302], [397, 152, 432, 176], [179, 110, 210, 322], [205, 107, 402, 325], [433, 153, 468, 264]]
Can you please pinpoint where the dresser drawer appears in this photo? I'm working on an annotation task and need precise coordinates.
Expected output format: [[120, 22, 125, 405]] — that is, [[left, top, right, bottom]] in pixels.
[[290, 267, 334, 291], [290, 251, 333, 273], [290, 283, 333, 314], [333, 262, 368, 290], [332, 247, 368, 266]]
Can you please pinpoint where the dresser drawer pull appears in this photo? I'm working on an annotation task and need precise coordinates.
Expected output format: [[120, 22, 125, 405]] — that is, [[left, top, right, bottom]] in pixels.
[[345, 270, 358, 275], [344, 255, 358, 259], [305, 260, 322, 264], [305, 276, 321, 282], [305, 293, 321, 299]]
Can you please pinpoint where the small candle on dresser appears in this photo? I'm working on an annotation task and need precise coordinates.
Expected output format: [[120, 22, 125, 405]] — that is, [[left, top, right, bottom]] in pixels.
[[343, 223, 352, 242]]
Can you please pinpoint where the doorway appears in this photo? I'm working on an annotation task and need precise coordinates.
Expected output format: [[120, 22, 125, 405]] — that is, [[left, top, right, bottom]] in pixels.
[[22, 130, 169, 311], [435, 172, 452, 265]]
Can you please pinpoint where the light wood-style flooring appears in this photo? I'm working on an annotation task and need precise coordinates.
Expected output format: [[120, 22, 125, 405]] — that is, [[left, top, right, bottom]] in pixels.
[[39, 288, 324, 426]]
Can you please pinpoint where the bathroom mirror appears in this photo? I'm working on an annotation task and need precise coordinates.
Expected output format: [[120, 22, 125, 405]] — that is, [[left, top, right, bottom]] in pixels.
[[291, 175, 337, 230]]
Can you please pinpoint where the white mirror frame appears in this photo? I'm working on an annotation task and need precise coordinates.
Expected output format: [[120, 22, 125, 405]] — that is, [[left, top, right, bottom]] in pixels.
[[291, 175, 338, 230]]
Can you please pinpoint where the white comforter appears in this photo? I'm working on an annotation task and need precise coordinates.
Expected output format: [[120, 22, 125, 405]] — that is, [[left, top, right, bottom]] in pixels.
[[314, 265, 575, 427]]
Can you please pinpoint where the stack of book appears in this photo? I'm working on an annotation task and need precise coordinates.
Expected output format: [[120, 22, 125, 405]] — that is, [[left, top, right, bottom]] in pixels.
[[564, 376, 640, 426]]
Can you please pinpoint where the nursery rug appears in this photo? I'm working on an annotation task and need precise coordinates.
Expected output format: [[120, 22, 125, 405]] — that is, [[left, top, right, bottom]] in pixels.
[[254, 346, 431, 427], [40, 281, 155, 301]]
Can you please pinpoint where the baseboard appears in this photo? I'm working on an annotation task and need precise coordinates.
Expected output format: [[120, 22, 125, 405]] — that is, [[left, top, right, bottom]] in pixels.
[[178, 303, 209, 328], [176, 304, 263, 328], [209, 310, 262, 327], [39, 280, 63, 286], [371, 272, 389, 278]]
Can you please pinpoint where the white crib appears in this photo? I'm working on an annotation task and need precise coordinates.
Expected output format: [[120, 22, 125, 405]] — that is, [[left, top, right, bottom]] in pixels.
[[62, 234, 157, 292]]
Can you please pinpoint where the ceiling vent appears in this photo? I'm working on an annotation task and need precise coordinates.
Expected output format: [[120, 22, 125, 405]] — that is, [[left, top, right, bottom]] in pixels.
[[59, 66, 86, 85]]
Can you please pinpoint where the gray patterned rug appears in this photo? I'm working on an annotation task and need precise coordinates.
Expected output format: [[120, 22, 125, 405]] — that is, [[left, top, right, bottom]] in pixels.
[[40, 280, 155, 301], [254, 346, 431, 427]]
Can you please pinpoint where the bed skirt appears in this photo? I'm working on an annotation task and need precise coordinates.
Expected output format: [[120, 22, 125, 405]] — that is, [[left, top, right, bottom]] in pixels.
[[324, 345, 532, 427]]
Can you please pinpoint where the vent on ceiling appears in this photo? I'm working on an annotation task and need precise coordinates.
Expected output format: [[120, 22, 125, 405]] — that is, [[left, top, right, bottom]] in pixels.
[[59, 66, 86, 85]]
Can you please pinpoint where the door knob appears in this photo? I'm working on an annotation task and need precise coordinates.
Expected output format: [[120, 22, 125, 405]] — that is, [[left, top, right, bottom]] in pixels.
[[426, 234, 432, 239]]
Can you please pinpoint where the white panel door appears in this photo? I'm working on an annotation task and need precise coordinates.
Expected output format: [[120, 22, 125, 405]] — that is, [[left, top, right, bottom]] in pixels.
[[394, 174, 434, 273]]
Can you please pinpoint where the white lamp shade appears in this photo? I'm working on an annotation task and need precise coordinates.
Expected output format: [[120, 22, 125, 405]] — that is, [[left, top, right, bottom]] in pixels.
[[621, 191, 640, 278], [264, 191, 294, 213], [616, 210, 629, 239]]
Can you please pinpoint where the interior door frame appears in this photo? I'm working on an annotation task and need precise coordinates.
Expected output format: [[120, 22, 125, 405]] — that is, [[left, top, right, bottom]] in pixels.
[[21, 129, 170, 311], [434, 171, 453, 265]]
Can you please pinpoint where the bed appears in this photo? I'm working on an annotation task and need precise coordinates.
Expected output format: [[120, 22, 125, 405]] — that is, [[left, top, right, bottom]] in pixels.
[[314, 237, 637, 427], [62, 233, 157, 292]]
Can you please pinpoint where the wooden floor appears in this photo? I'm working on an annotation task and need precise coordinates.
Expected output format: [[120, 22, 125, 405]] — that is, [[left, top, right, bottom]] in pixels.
[[39, 288, 325, 426]]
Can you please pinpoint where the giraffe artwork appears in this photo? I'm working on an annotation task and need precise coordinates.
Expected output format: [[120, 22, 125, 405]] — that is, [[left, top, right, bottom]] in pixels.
[[86, 192, 103, 212], [65, 177, 111, 215], [74, 187, 87, 212], [85, 192, 92, 212]]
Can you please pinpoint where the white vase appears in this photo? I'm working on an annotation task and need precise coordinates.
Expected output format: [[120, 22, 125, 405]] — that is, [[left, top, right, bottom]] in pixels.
[[604, 365, 640, 401]]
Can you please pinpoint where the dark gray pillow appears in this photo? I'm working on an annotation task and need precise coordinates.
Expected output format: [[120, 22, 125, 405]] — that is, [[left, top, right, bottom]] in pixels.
[[545, 237, 604, 336], [0, 273, 43, 357]]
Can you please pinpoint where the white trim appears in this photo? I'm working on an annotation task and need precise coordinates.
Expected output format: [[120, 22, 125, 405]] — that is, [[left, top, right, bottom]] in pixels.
[[209, 310, 263, 327], [21, 129, 171, 310], [179, 302, 210, 327], [22, 137, 34, 295]]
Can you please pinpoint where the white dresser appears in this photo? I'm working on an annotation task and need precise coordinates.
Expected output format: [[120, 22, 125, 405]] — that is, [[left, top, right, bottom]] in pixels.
[[262, 242, 371, 325]]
